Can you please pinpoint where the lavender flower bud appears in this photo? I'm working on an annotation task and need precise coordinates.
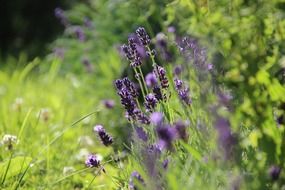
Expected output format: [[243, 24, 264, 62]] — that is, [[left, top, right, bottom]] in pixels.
[[123, 78, 138, 98], [82, 58, 93, 73], [85, 154, 100, 168], [102, 99, 115, 109], [156, 125, 176, 150], [173, 65, 183, 76], [174, 78, 192, 105], [215, 117, 237, 160], [174, 78, 183, 90], [126, 38, 143, 67], [119, 90, 136, 117], [84, 17, 92, 28], [150, 112, 163, 126], [162, 159, 169, 169], [54, 7, 69, 27], [207, 63, 213, 70], [94, 125, 113, 146], [144, 93, 158, 112], [145, 72, 157, 87], [167, 26, 176, 33], [122, 44, 132, 61], [53, 47, 65, 59], [152, 85, 163, 101], [269, 165, 281, 181], [136, 27, 151, 46], [134, 109, 150, 125], [115, 79, 124, 91], [174, 121, 188, 141], [157, 66, 169, 89], [74, 27, 85, 42], [129, 171, 145, 190], [135, 127, 148, 141]]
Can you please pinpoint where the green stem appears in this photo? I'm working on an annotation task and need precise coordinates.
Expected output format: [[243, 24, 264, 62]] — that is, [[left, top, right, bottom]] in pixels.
[[135, 99, 142, 111], [133, 67, 146, 98], [138, 67, 149, 94], [146, 46, 164, 92], [1, 152, 13, 185]]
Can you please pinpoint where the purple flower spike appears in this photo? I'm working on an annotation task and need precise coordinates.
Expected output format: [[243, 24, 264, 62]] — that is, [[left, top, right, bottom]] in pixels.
[[94, 125, 113, 146], [129, 171, 145, 189], [150, 112, 163, 126], [145, 72, 157, 87], [174, 78, 192, 105], [156, 125, 176, 150], [152, 85, 164, 101], [167, 26, 176, 33], [215, 117, 237, 160], [74, 27, 85, 42], [102, 99, 115, 109], [115, 79, 124, 91], [207, 63, 213, 70], [174, 121, 188, 141], [173, 65, 183, 76], [135, 127, 148, 141], [174, 78, 183, 89], [144, 93, 158, 112], [54, 7, 69, 27], [122, 38, 143, 67], [82, 58, 93, 73], [163, 159, 169, 169], [123, 78, 138, 98], [156, 66, 169, 89], [133, 109, 150, 125], [85, 154, 100, 168], [136, 27, 151, 46], [53, 47, 65, 59], [84, 17, 92, 28], [269, 165, 281, 181]]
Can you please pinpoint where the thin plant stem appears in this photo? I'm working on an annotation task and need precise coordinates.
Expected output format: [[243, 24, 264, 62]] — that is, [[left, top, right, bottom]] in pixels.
[[1, 151, 13, 185], [136, 99, 142, 110], [133, 67, 146, 98], [138, 66, 149, 94], [86, 159, 113, 189], [52, 168, 90, 185]]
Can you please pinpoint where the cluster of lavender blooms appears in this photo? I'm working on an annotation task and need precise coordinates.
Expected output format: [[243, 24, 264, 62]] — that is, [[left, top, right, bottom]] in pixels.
[[129, 171, 145, 190], [151, 112, 188, 150], [85, 154, 101, 168], [129, 113, 189, 188], [54, 8, 87, 42], [117, 27, 172, 126], [178, 37, 213, 71], [155, 33, 173, 62], [174, 78, 192, 106], [54, 7, 95, 73], [122, 38, 143, 67], [85, 125, 113, 169], [115, 78, 150, 124], [94, 125, 113, 146], [145, 70, 167, 102], [55, 8, 69, 27]]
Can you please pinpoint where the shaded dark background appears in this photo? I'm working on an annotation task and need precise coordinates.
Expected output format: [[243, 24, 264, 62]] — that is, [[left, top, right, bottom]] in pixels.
[[0, 0, 73, 59]]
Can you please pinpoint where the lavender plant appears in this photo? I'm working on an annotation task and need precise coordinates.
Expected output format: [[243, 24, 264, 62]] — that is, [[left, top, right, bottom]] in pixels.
[[111, 26, 239, 189]]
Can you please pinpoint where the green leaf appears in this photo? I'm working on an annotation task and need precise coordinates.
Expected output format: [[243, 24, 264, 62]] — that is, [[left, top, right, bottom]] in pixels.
[[0, 156, 32, 181], [180, 142, 202, 161]]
